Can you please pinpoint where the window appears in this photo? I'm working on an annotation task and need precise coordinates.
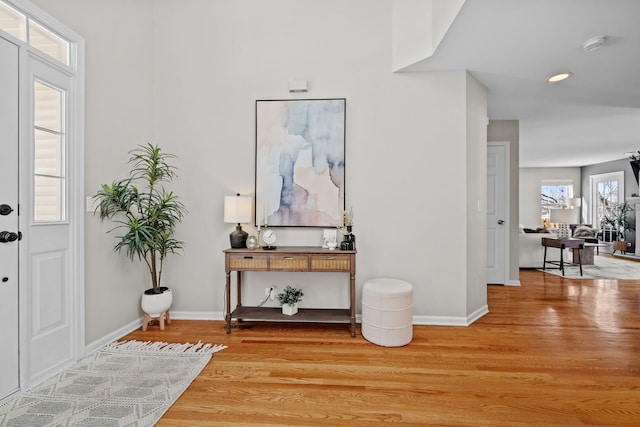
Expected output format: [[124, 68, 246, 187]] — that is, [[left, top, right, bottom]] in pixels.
[[541, 181, 573, 226], [590, 171, 624, 231], [0, 0, 69, 66], [34, 80, 65, 222], [0, 1, 25, 41], [29, 20, 68, 65]]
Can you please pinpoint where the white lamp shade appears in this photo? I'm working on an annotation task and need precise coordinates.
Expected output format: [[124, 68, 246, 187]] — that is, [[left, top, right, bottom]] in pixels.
[[224, 195, 252, 224], [549, 208, 578, 224], [569, 197, 582, 208]]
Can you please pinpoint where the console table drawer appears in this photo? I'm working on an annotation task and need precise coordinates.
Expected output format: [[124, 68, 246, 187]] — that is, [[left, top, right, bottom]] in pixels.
[[310, 254, 352, 271], [228, 254, 269, 270], [269, 254, 309, 271]]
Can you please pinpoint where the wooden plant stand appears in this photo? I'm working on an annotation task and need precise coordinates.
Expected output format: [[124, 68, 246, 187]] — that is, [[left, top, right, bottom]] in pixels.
[[142, 310, 171, 331], [613, 241, 628, 254]]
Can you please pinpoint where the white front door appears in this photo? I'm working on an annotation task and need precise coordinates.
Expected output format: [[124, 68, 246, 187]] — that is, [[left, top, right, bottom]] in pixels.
[[487, 143, 508, 284], [23, 56, 79, 385], [0, 36, 20, 400]]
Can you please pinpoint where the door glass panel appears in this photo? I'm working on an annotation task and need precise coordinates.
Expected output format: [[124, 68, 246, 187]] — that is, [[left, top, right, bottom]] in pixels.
[[34, 129, 62, 176], [28, 20, 69, 65], [0, 1, 26, 41], [596, 180, 619, 228], [34, 176, 63, 221], [34, 81, 62, 131], [34, 80, 65, 222], [590, 171, 624, 239]]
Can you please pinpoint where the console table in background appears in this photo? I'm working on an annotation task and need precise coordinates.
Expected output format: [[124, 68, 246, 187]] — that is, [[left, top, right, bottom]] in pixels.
[[224, 247, 357, 337]]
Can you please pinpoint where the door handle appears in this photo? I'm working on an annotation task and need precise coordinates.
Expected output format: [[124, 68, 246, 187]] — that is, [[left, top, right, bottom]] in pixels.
[[0, 231, 20, 243], [497, 220, 505, 225], [0, 204, 13, 216]]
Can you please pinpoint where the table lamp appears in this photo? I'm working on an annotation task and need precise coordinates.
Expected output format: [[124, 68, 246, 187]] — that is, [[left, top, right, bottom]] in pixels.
[[224, 193, 252, 248], [550, 208, 578, 239]]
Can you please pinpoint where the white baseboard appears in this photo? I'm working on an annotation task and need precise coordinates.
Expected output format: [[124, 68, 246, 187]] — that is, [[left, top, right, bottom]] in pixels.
[[413, 305, 489, 326], [84, 311, 224, 355], [170, 310, 224, 321], [84, 317, 143, 355], [506, 279, 521, 286], [466, 305, 489, 324]]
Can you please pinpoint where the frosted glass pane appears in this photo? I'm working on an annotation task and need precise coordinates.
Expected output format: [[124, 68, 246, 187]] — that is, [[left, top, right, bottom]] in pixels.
[[34, 175, 63, 221], [0, 1, 26, 41], [28, 19, 69, 65], [35, 129, 62, 176], [34, 81, 62, 132]]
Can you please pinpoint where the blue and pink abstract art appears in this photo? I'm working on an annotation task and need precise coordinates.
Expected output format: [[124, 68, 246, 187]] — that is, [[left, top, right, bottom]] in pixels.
[[255, 99, 345, 227]]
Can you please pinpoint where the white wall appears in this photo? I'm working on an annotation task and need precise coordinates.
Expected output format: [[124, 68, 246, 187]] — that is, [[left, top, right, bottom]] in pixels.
[[519, 167, 581, 228], [391, 0, 466, 71], [465, 72, 488, 316], [32, 0, 488, 344]]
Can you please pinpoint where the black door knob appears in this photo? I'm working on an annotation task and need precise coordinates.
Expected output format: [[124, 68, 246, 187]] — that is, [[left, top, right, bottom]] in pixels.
[[0, 231, 18, 243], [0, 204, 13, 216]]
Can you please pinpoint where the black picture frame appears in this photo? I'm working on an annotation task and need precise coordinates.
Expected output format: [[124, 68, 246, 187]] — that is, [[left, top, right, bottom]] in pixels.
[[255, 98, 346, 227]]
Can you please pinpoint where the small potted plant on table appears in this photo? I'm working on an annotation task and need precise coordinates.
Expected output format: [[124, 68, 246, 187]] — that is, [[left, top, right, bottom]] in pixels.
[[277, 285, 304, 316]]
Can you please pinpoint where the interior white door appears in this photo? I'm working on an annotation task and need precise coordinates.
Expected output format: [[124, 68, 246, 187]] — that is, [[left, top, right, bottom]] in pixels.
[[487, 143, 508, 284], [0, 36, 20, 400]]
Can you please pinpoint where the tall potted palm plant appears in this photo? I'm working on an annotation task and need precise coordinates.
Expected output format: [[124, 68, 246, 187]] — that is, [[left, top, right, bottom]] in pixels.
[[94, 143, 187, 317], [603, 200, 633, 253]]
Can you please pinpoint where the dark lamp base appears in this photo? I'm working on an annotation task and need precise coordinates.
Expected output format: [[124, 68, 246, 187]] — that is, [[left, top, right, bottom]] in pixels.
[[230, 225, 248, 248]]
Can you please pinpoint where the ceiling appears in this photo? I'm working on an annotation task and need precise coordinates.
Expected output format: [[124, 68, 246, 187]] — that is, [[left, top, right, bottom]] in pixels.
[[404, 0, 640, 168]]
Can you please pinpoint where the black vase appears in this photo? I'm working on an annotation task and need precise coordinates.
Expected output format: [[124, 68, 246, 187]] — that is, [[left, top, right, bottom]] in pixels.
[[340, 227, 355, 251]]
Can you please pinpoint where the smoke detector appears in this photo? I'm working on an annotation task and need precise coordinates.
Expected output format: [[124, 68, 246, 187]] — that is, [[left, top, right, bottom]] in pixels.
[[582, 36, 606, 52]]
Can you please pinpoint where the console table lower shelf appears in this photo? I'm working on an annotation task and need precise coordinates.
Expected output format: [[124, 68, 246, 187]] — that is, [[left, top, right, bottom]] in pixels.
[[231, 306, 351, 324], [224, 246, 357, 337]]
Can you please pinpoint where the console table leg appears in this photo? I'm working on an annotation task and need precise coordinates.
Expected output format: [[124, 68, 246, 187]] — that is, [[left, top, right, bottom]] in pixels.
[[350, 273, 356, 337], [225, 272, 231, 334]]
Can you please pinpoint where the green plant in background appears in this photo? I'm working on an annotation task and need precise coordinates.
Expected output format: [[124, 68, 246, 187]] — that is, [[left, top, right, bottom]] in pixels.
[[602, 200, 633, 241], [277, 286, 304, 305], [93, 143, 187, 293]]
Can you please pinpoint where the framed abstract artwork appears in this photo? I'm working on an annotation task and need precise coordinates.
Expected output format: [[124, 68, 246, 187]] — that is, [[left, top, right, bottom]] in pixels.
[[255, 98, 345, 227]]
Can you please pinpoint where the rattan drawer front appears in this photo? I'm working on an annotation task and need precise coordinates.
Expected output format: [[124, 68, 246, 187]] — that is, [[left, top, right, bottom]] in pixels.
[[310, 254, 351, 271], [269, 255, 309, 271], [228, 254, 269, 270]]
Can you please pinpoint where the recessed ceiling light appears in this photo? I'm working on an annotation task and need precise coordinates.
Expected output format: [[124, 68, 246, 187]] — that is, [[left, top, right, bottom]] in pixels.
[[547, 72, 572, 83], [582, 36, 606, 53]]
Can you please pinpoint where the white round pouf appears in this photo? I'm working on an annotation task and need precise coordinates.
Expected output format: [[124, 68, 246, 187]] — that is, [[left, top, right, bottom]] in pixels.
[[361, 278, 413, 347]]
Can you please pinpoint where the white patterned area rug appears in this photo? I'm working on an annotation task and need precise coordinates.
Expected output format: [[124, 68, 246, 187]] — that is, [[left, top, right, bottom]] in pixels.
[[538, 255, 640, 280], [0, 340, 226, 427]]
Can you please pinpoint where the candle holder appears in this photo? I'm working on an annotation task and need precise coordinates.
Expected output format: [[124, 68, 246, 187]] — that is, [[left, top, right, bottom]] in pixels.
[[256, 229, 261, 249]]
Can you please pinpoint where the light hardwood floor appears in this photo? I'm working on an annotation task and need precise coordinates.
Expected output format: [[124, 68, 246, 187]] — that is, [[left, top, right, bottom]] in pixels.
[[122, 263, 640, 426]]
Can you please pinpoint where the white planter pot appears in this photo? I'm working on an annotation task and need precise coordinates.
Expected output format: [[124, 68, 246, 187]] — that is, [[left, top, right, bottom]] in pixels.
[[141, 287, 173, 317], [282, 303, 298, 316]]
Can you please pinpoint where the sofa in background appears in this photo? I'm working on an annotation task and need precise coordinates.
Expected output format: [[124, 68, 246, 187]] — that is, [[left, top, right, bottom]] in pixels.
[[519, 231, 556, 268]]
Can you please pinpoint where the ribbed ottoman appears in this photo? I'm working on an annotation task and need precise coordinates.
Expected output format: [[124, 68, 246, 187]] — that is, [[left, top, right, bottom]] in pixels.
[[361, 278, 413, 347]]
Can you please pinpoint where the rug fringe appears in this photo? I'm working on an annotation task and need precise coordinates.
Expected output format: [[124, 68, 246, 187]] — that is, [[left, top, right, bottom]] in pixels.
[[105, 340, 227, 354]]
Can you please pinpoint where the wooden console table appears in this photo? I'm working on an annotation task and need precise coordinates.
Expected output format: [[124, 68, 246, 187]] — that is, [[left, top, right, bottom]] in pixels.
[[224, 246, 357, 337]]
